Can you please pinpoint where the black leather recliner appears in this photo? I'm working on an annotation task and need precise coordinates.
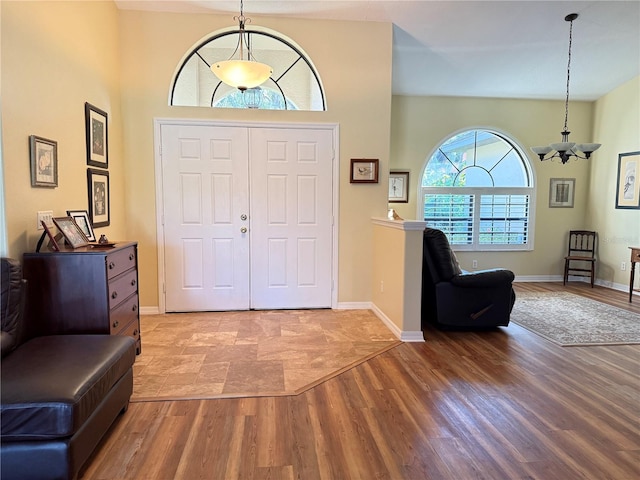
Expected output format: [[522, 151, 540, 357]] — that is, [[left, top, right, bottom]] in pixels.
[[421, 228, 516, 330]]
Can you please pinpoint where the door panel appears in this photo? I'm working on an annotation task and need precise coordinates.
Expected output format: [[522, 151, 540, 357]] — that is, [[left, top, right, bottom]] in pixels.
[[249, 128, 333, 309], [162, 124, 249, 311]]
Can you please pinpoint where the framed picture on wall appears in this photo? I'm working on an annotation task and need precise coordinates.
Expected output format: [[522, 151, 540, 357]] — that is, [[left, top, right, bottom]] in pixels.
[[85, 102, 109, 168], [549, 178, 575, 208], [29, 135, 58, 188], [87, 168, 110, 227], [389, 170, 410, 203], [350, 159, 379, 183], [615, 151, 640, 209]]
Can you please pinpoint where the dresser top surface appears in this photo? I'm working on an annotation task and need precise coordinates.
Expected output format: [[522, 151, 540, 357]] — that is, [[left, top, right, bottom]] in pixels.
[[25, 241, 137, 257]]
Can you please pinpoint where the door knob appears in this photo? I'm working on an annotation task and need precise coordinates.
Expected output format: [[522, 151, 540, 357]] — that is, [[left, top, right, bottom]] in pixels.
[[240, 227, 248, 233], [241, 214, 247, 221]]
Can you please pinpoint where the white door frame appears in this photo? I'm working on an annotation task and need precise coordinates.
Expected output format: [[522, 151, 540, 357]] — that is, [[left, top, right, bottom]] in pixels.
[[153, 118, 340, 313]]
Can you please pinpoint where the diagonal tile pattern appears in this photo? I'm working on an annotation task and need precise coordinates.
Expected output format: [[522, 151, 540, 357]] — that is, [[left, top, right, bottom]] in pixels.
[[132, 309, 401, 401]]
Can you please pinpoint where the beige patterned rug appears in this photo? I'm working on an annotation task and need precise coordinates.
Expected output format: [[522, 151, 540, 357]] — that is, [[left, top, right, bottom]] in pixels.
[[511, 292, 640, 346]]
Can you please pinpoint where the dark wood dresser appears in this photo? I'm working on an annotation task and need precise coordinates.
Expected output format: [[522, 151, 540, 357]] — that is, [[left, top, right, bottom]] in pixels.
[[22, 242, 141, 354]]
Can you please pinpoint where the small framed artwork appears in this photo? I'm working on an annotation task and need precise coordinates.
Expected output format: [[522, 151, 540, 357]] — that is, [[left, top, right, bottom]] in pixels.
[[66, 209, 96, 242], [549, 178, 575, 208], [85, 102, 108, 168], [87, 168, 110, 227], [615, 151, 640, 209], [52, 216, 89, 248], [36, 220, 61, 252], [389, 170, 410, 203], [350, 159, 379, 184], [29, 135, 58, 188]]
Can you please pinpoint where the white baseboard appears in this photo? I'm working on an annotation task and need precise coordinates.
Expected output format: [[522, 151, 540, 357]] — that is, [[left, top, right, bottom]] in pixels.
[[514, 275, 635, 296], [335, 301, 372, 310], [370, 303, 424, 342], [140, 306, 160, 315]]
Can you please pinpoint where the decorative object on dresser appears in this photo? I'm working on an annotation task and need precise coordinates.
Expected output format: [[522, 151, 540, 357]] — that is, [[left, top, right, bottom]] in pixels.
[[22, 242, 141, 354]]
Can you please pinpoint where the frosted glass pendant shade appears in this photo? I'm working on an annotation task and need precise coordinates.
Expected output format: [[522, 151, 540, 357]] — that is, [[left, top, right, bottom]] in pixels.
[[211, 60, 273, 90], [550, 142, 576, 152], [576, 143, 601, 153]]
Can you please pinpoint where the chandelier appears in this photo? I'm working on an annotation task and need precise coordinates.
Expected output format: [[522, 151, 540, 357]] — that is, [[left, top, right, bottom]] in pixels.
[[531, 13, 601, 164], [211, 0, 273, 91]]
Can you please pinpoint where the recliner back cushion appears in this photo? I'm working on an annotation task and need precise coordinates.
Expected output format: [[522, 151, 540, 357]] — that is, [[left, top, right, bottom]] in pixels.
[[1, 258, 24, 357], [423, 228, 462, 281]]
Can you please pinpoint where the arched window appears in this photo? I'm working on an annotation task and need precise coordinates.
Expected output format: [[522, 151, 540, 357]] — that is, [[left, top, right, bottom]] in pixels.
[[170, 27, 325, 111], [420, 129, 535, 251]]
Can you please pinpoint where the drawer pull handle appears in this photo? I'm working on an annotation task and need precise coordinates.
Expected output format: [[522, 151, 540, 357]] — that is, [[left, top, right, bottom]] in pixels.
[[112, 291, 118, 299], [129, 253, 134, 261], [132, 304, 138, 312], [108, 262, 115, 270], [113, 321, 119, 329], [131, 279, 137, 286]]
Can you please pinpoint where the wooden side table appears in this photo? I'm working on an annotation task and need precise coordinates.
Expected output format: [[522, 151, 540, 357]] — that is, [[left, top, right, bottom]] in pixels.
[[630, 247, 640, 303]]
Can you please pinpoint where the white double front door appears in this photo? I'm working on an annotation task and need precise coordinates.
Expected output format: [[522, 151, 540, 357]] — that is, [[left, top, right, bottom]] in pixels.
[[159, 123, 334, 311]]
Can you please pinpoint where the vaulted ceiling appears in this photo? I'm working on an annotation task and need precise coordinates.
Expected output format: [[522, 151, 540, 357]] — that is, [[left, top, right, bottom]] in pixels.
[[115, 1, 640, 101]]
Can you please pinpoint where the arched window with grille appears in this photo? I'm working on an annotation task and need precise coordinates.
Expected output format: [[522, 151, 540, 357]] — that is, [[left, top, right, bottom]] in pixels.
[[170, 27, 325, 111], [420, 129, 536, 251]]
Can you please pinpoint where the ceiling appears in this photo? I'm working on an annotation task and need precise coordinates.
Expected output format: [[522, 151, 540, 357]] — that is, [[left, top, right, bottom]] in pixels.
[[115, 1, 640, 101]]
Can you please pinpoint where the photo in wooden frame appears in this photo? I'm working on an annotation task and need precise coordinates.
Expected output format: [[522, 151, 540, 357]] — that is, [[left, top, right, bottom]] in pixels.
[[350, 159, 379, 183], [52, 216, 89, 248]]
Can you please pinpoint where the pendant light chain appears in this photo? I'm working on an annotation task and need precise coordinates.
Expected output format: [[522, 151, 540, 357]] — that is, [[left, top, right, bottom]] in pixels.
[[563, 17, 573, 134]]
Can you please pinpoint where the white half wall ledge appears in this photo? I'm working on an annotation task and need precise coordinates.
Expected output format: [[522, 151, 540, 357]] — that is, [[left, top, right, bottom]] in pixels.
[[371, 217, 427, 231]]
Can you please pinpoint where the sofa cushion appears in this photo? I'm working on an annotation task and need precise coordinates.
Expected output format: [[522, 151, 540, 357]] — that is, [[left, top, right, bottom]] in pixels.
[[0, 335, 135, 441]]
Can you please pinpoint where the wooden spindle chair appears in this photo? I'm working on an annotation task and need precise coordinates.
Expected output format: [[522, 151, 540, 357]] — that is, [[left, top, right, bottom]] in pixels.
[[563, 230, 597, 287]]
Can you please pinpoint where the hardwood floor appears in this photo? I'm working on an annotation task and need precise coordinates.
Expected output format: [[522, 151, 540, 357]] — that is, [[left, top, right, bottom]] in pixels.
[[82, 283, 640, 479]]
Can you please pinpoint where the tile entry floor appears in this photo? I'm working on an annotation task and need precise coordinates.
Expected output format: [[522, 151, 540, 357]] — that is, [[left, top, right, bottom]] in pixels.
[[132, 309, 401, 401]]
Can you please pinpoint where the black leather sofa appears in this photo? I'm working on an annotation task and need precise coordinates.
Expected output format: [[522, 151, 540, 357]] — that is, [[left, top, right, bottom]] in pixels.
[[0, 258, 136, 480], [421, 227, 516, 330]]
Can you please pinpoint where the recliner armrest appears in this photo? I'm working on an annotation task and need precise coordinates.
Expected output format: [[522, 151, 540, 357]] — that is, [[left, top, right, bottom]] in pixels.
[[450, 269, 515, 288]]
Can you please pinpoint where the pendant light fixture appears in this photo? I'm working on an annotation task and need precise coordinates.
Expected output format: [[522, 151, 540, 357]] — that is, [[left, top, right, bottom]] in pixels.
[[531, 13, 601, 164], [211, 0, 273, 91]]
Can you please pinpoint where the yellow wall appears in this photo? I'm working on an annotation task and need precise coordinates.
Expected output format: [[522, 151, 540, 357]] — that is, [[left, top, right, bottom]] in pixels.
[[2, 1, 126, 254], [590, 76, 640, 288], [117, 10, 392, 307], [389, 95, 595, 278]]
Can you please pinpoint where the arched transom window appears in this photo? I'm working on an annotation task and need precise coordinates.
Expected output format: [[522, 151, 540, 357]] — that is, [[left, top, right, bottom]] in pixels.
[[170, 28, 325, 111], [421, 129, 535, 251]]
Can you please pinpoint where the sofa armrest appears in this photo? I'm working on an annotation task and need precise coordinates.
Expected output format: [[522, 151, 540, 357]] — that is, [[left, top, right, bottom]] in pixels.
[[450, 269, 515, 288]]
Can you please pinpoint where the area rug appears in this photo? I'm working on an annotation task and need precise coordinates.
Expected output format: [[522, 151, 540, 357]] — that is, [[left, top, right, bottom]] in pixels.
[[511, 292, 640, 346]]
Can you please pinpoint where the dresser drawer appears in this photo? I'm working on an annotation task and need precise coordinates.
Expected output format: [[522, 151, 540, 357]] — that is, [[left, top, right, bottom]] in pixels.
[[631, 249, 640, 263], [108, 269, 138, 309], [106, 246, 137, 279], [117, 318, 141, 343], [110, 294, 139, 334]]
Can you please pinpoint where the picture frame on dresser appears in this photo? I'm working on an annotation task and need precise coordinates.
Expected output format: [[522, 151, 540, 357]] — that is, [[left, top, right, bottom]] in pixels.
[[87, 168, 110, 227], [85, 102, 109, 168], [66, 209, 96, 242], [52, 216, 90, 249]]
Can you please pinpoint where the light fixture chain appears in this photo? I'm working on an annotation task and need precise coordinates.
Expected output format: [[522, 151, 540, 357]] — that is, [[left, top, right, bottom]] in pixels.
[[563, 17, 573, 132]]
